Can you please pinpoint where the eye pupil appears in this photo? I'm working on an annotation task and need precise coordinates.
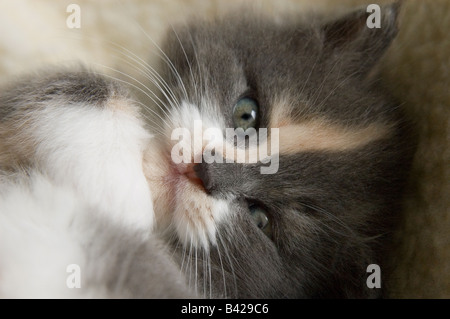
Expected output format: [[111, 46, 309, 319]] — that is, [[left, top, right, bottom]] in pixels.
[[257, 216, 267, 229], [249, 204, 272, 238], [233, 97, 259, 130]]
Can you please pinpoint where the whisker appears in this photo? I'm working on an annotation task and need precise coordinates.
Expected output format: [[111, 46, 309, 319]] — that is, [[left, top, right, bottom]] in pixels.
[[87, 73, 173, 141], [202, 249, 207, 298], [138, 25, 190, 103], [315, 69, 361, 111], [104, 40, 182, 110], [309, 57, 343, 108], [194, 245, 198, 295], [186, 30, 204, 99], [180, 222, 190, 275], [72, 69, 169, 137], [216, 230, 238, 298], [109, 52, 179, 116], [300, 202, 359, 241], [214, 236, 228, 298], [208, 251, 212, 299], [72, 1, 187, 107], [91, 63, 174, 127], [170, 24, 199, 100], [297, 49, 320, 117], [58, 33, 180, 134], [129, 100, 169, 137], [187, 233, 193, 291]]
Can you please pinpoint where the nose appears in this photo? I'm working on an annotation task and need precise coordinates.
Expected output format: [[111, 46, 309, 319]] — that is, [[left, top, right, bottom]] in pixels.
[[193, 158, 245, 196], [193, 162, 213, 193]]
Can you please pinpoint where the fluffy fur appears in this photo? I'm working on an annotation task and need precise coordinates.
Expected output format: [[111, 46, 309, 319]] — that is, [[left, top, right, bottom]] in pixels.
[[0, 0, 448, 298], [0, 70, 194, 298], [146, 3, 413, 298], [0, 172, 193, 298], [1, 3, 412, 298]]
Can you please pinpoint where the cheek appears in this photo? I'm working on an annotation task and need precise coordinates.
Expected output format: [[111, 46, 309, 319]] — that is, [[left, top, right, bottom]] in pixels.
[[172, 182, 231, 250], [274, 211, 325, 259], [145, 159, 234, 251]]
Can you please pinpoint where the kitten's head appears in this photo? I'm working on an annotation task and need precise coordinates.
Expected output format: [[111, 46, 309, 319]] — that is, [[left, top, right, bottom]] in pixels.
[[144, 3, 411, 298]]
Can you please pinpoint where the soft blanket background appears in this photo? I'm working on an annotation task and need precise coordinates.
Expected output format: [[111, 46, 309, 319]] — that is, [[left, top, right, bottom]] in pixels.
[[0, 0, 448, 298]]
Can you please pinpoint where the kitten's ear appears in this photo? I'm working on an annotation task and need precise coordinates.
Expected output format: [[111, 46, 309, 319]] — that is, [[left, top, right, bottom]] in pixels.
[[322, 2, 400, 75]]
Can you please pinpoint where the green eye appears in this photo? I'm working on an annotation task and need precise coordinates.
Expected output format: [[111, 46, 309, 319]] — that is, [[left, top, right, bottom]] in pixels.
[[249, 204, 272, 238], [232, 97, 259, 130]]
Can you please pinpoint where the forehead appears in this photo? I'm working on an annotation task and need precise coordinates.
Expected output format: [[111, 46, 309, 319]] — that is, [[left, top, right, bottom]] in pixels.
[[167, 18, 393, 133], [161, 17, 401, 217], [163, 17, 395, 171]]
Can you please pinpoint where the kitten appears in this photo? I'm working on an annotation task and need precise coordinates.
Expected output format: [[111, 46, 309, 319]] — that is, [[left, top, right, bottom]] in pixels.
[[146, 2, 412, 298], [0, 3, 411, 298]]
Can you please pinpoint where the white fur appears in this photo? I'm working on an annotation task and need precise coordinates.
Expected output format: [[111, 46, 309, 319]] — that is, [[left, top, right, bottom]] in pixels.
[[0, 173, 107, 298], [163, 100, 232, 250], [26, 99, 154, 233], [0, 97, 158, 297], [172, 182, 230, 249]]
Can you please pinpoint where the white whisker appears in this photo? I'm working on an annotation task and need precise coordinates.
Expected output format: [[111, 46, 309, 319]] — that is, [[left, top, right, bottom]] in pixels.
[[214, 235, 228, 298], [109, 53, 179, 114], [91, 63, 174, 127], [309, 57, 343, 108], [170, 25, 199, 100], [138, 25, 190, 102], [216, 230, 238, 298], [103, 40, 182, 112]]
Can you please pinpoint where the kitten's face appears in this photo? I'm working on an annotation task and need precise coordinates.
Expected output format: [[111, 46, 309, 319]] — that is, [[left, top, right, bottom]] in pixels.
[[144, 4, 409, 298]]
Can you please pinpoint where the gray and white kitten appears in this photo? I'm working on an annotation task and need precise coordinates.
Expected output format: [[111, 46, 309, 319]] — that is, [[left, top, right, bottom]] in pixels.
[[0, 3, 411, 298]]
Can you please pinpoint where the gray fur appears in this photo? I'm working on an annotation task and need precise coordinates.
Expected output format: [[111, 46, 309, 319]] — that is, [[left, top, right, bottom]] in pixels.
[[0, 69, 125, 121], [153, 2, 413, 298]]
